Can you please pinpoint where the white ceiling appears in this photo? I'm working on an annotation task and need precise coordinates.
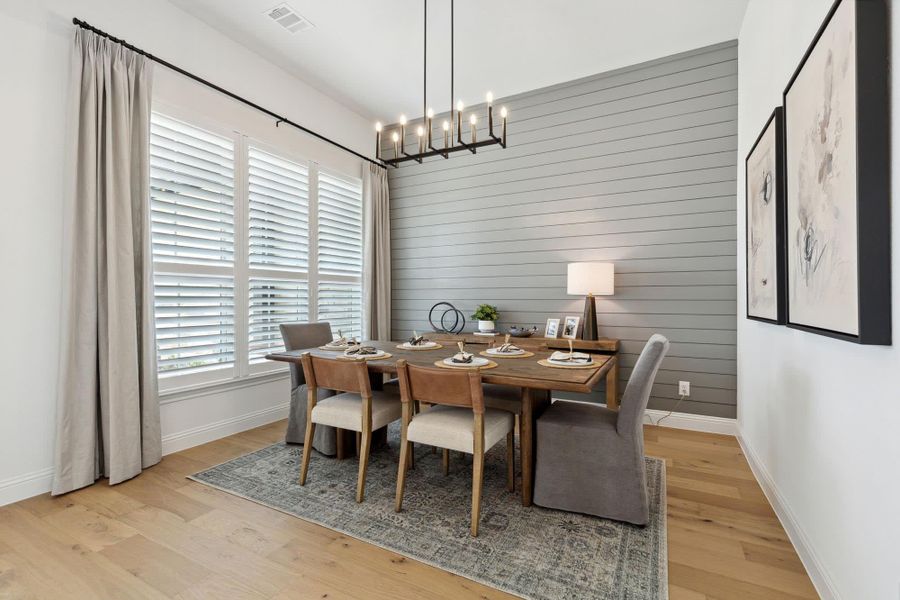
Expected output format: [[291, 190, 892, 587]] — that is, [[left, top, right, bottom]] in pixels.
[[169, 0, 748, 123]]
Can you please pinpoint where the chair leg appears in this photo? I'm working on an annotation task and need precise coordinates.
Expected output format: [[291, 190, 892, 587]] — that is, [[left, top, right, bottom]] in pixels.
[[395, 438, 409, 512], [355, 431, 361, 457], [356, 428, 372, 503], [471, 449, 485, 537], [506, 430, 515, 493], [336, 428, 346, 460], [408, 441, 415, 471], [300, 421, 316, 485], [442, 448, 450, 476]]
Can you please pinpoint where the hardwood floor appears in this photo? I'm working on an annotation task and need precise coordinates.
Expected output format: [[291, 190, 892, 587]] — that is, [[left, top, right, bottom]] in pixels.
[[0, 421, 818, 600]]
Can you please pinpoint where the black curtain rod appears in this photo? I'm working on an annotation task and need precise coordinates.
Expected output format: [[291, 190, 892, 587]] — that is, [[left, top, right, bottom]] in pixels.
[[72, 18, 386, 169]]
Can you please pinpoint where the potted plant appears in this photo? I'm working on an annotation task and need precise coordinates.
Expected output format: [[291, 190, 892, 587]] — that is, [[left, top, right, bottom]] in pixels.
[[471, 304, 500, 333]]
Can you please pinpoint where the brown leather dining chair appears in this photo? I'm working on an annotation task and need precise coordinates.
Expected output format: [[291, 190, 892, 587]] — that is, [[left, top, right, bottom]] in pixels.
[[394, 360, 515, 536], [299, 353, 401, 502]]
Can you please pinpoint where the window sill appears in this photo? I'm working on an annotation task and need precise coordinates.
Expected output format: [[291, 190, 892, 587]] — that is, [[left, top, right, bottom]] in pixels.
[[159, 369, 291, 405]]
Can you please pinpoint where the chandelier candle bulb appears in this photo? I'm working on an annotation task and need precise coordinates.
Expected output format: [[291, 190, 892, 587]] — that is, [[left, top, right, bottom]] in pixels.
[[426, 108, 434, 147], [456, 100, 464, 144], [500, 106, 508, 147], [470, 113, 477, 144], [374, 122, 382, 159], [416, 126, 425, 153], [442, 120, 450, 148], [392, 131, 400, 158], [486, 92, 494, 134], [399, 115, 407, 155]]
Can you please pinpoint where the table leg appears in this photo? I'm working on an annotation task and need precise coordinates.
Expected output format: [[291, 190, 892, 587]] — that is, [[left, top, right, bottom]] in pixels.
[[521, 388, 534, 507], [605, 356, 620, 410]]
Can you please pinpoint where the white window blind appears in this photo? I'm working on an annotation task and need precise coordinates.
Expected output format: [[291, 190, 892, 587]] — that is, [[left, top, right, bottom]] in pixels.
[[149, 111, 366, 387], [247, 147, 310, 361], [317, 170, 363, 339], [150, 113, 235, 376]]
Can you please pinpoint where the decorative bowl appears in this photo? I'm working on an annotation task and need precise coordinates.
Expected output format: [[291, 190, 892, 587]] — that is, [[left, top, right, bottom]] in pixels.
[[507, 326, 538, 338]]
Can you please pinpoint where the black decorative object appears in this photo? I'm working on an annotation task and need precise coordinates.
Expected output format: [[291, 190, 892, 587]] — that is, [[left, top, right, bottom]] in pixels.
[[428, 302, 466, 334], [745, 107, 786, 324], [782, 0, 890, 344], [507, 326, 538, 338]]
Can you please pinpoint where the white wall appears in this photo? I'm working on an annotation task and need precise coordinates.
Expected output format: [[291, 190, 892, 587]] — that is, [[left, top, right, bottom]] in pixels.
[[737, 2, 900, 599], [0, 0, 371, 505]]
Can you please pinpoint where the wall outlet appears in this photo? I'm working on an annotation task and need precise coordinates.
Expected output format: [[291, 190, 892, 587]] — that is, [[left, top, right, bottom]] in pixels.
[[678, 381, 691, 397]]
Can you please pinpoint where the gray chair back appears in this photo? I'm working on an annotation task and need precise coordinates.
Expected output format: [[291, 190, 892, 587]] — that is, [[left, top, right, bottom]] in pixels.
[[616, 334, 669, 437], [279, 322, 333, 389]]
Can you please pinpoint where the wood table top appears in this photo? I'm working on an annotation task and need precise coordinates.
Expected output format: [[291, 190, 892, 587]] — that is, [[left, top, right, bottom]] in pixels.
[[266, 340, 613, 393]]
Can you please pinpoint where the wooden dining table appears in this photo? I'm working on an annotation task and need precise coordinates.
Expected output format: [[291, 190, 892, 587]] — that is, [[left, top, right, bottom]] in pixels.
[[266, 339, 618, 506]]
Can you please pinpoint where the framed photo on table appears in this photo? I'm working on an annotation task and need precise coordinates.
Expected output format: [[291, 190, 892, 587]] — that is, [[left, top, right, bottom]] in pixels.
[[562, 316, 580, 340], [782, 0, 890, 344], [745, 107, 786, 324], [544, 318, 560, 338]]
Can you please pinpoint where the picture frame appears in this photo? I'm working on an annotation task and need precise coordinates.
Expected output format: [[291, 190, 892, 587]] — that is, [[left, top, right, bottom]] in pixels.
[[544, 318, 560, 338], [561, 316, 580, 340], [782, 0, 890, 344], [745, 107, 786, 324]]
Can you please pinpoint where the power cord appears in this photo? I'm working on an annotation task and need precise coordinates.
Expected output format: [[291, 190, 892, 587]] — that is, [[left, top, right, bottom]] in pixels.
[[645, 394, 686, 426]]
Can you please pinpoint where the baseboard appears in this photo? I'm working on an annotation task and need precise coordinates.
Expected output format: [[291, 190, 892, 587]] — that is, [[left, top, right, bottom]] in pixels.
[[161, 402, 290, 455], [0, 466, 55, 507], [643, 408, 737, 435], [737, 430, 840, 600]]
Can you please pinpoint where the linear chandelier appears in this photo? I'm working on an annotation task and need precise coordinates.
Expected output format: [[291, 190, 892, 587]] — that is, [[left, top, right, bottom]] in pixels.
[[375, 0, 508, 167]]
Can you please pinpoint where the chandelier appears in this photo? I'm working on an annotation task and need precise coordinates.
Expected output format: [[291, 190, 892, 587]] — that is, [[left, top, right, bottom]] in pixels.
[[375, 0, 508, 167]]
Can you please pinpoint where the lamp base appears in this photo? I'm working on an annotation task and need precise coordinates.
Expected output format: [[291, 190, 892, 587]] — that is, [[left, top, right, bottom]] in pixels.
[[582, 294, 598, 340]]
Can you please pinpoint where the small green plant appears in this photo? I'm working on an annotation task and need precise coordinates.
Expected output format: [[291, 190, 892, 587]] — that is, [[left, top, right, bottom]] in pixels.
[[471, 304, 500, 321]]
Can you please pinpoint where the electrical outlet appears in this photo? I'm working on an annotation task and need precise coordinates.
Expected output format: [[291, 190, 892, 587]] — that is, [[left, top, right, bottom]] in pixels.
[[678, 381, 691, 397]]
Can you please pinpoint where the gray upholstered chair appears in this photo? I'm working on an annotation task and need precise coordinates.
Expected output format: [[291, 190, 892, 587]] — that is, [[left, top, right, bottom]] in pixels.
[[280, 322, 340, 455], [533, 334, 669, 525]]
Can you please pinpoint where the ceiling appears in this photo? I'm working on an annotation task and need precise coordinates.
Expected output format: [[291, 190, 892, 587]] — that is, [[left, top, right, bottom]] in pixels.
[[169, 0, 748, 122]]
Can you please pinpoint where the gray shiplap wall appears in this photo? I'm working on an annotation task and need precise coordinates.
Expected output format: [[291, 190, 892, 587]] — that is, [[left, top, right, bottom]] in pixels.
[[387, 42, 738, 417]]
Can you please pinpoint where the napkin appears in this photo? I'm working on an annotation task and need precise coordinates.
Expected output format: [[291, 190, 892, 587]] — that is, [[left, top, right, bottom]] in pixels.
[[407, 331, 427, 346], [451, 351, 474, 363], [496, 343, 522, 353], [344, 345, 379, 356], [549, 350, 592, 363]]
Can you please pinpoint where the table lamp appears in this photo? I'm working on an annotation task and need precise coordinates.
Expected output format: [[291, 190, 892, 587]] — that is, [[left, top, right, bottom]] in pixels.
[[567, 262, 614, 340]]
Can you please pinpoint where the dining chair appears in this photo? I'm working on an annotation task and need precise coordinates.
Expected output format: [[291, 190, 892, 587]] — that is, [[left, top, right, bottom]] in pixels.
[[533, 334, 669, 525], [299, 353, 402, 502], [394, 360, 515, 536]]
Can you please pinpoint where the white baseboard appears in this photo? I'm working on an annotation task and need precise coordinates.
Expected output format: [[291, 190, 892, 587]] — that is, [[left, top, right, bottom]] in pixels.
[[0, 466, 55, 507], [161, 402, 290, 455], [643, 408, 737, 435], [551, 397, 737, 435], [737, 430, 840, 600]]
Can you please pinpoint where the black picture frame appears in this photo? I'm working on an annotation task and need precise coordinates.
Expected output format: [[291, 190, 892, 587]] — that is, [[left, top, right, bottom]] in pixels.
[[745, 107, 786, 324], [782, 0, 891, 345]]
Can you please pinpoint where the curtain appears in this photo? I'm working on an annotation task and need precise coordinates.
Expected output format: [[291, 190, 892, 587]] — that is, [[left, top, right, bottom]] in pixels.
[[362, 163, 391, 340], [52, 29, 160, 495]]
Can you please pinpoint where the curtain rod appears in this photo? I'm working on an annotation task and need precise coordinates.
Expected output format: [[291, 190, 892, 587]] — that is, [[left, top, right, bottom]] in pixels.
[[72, 18, 386, 169]]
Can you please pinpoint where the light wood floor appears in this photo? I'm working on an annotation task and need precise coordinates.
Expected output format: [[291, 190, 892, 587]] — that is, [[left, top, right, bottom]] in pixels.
[[0, 421, 818, 600]]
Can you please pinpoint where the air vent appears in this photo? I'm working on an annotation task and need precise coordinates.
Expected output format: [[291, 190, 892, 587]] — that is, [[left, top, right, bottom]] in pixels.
[[264, 3, 314, 34]]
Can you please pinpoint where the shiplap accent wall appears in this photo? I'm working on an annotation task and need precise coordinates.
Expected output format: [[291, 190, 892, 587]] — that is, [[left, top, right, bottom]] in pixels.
[[387, 42, 738, 417]]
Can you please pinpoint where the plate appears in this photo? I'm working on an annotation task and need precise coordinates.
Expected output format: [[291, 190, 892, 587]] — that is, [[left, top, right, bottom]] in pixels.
[[442, 356, 490, 367], [343, 349, 386, 358], [539, 358, 598, 369], [397, 341, 441, 350], [484, 347, 525, 355]]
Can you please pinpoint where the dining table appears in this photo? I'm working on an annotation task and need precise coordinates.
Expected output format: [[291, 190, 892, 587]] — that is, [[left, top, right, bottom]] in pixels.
[[266, 339, 618, 507]]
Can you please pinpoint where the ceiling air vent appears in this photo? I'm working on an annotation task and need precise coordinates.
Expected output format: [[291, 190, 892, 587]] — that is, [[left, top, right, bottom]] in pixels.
[[264, 3, 314, 34]]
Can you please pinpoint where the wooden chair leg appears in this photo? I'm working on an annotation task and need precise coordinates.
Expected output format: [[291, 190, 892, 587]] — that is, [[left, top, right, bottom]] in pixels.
[[300, 421, 316, 485], [355, 431, 361, 457], [506, 430, 515, 493], [471, 449, 485, 537], [356, 428, 372, 503], [432, 446, 437, 455], [442, 448, 450, 475], [408, 441, 415, 470], [395, 438, 409, 511]]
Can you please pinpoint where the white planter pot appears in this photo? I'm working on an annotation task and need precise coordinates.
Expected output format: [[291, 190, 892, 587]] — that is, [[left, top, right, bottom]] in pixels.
[[478, 320, 495, 332]]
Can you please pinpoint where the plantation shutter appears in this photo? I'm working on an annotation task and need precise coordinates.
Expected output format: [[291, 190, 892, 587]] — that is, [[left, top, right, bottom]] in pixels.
[[150, 113, 236, 374]]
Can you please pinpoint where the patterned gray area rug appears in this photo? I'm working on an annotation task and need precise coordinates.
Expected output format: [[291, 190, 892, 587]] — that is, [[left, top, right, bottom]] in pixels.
[[189, 424, 667, 600]]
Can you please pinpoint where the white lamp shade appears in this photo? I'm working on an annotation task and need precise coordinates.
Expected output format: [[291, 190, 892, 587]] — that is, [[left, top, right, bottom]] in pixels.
[[567, 262, 614, 296]]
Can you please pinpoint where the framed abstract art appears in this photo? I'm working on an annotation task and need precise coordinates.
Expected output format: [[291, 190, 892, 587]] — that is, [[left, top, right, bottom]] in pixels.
[[783, 0, 890, 344], [745, 107, 786, 324]]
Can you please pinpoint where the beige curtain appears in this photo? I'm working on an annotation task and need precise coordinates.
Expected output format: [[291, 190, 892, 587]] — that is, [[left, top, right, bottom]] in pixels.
[[52, 29, 160, 495], [363, 163, 391, 340]]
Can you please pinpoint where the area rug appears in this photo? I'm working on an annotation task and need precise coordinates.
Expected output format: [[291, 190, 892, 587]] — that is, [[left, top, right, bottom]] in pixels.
[[189, 424, 667, 600]]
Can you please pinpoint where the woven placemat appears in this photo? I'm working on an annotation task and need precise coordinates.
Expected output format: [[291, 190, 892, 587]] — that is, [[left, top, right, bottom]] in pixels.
[[336, 352, 393, 361], [479, 350, 534, 359], [396, 343, 443, 351], [433, 359, 498, 370], [537, 358, 598, 369]]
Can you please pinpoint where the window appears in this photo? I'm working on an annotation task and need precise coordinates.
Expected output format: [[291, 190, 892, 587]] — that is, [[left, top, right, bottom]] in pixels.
[[150, 112, 365, 389]]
